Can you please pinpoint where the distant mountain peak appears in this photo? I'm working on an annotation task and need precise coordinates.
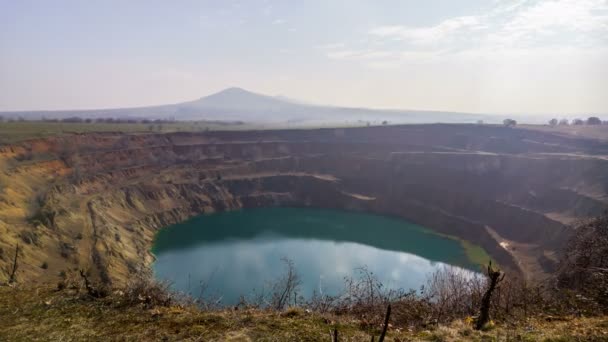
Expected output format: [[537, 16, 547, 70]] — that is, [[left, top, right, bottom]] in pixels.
[[188, 87, 290, 111], [0, 85, 496, 124], [197, 87, 273, 101], [216, 86, 251, 95]]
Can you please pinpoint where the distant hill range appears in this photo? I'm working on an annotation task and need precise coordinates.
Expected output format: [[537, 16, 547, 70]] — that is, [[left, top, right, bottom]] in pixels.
[[0, 87, 498, 125]]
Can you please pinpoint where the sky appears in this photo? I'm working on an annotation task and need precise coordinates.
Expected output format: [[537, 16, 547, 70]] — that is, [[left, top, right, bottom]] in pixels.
[[1, 0, 607, 115]]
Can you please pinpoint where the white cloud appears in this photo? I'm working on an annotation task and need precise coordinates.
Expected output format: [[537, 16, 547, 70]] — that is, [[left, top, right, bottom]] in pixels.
[[315, 42, 346, 50], [492, 0, 608, 47], [273, 18, 286, 25], [509, 0, 608, 33], [329, 0, 608, 69], [369, 16, 483, 45], [326, 50, 395, 60]]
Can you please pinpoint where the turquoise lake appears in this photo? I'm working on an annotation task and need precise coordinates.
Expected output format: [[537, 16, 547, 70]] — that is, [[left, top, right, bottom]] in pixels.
[[152, 207, 480, 304]]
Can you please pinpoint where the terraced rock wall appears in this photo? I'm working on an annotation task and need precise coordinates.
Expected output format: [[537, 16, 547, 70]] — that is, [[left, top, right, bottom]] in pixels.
[[1, 124, 607, 284]]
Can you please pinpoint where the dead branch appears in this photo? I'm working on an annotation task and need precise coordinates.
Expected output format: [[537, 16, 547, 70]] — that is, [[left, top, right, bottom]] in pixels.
[[79, 269, 105, 298], [378, 304, 391, 342], [273, 257, 301, 310], [8, 244, 19, 284], [476, 261, 504, 330]]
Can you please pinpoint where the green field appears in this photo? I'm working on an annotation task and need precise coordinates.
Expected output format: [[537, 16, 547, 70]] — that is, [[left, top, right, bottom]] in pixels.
[[0, 120, 380, 144], [0, 121, 253, 144]]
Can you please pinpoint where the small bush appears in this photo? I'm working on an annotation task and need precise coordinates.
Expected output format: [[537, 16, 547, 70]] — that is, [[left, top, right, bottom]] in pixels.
[[27, 208, 56, 228], [14, 151, 33, 162], [282, 307, 304, 318], [20, 230, 41, 246], [59, 241, 76, 258], [557, 212, 608, 312], [122, 275, 173, 308], [41, 261, 49, 269]]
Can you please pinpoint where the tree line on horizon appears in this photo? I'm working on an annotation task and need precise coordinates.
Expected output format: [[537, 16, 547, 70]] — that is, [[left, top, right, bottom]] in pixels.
[[0, 116, 178, 124], [496, 116, 607, 128], [2, 114, 607, 128], [547, 116, 605, 126]]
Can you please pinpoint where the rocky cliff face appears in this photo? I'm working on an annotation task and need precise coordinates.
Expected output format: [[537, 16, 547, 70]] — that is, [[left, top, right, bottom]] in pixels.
[[1, 124, 607, 284]]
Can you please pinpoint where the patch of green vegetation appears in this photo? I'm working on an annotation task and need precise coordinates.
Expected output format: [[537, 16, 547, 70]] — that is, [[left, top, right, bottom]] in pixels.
[[0, 120, 383, 144], [0, 121, 246, 144], [417, 226, 495, 270], [459, 240, 494, 269]]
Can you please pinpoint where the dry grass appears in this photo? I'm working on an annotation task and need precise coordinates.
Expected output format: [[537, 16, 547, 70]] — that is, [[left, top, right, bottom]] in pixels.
[[1, 285, 607, 341], [520, 124, 608, 141]]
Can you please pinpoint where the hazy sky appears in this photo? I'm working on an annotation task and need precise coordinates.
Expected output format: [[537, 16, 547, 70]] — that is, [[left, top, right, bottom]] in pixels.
[[1, 0, 607, 115]]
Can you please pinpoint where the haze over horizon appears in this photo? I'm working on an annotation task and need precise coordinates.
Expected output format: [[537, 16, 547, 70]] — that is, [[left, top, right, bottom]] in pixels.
[[1, 0, 607, 116]]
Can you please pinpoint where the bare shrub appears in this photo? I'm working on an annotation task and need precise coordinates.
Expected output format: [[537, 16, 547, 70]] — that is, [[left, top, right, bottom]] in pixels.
[[424, 266, 485, 324], [557, 212, 608, 312], [377, 266, 485, 329], [231, 257, 304, 310], [191, 270, 226, 310], [122, 273, 173, 308], [271, 257, 302, 310], [59, 241, 76, 259], [336, 266, 414, 328], [308, 290, 339, 313], [342, 267, 385, 309], [237, 288, 269, 310], [488, 275, 553, 321], [27, 202, 56, 229], [19, 230, 41, 246]]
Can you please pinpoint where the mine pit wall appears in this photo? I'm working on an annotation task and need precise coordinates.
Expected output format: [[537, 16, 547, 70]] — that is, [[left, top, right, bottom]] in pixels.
[[1, 125, 608, 285], [226, 175, 519, 272]]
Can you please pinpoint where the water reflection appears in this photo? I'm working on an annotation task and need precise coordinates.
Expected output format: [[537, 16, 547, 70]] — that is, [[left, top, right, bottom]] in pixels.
[[153, 207, 479, 304]]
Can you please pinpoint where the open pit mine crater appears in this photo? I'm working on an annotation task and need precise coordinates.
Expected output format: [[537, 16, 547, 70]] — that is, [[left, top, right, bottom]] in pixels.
[[1, 124, 608, 286]]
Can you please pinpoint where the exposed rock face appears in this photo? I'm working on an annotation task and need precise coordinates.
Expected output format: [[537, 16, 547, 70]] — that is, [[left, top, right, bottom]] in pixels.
[[1, 124, 607, 284]]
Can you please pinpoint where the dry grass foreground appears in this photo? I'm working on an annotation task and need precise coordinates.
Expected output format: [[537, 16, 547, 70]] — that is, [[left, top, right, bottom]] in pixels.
[[1, 285, 607, 341]]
